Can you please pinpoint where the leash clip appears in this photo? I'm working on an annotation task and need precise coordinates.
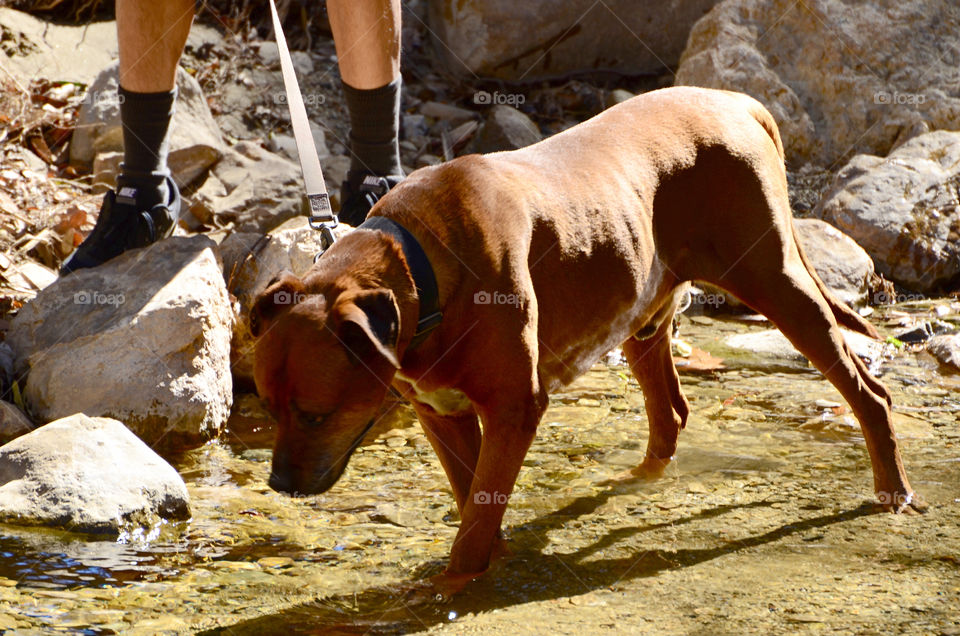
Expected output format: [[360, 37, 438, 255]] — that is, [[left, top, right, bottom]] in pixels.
[[306, 193, 339, 261]]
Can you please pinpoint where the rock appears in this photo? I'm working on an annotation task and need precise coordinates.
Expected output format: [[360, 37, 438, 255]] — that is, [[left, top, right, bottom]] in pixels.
[[475, 105, 542, 153], [605, 89, 635, 109], [676, 0, 960, 167], [194, 142, 305, 233], [815, 131, 960, 292], [427, 0, 720, 80], [0, 401, 32, 445], [794, 218, 875, 307], [0, 8, 117, 85], [723, 328, 884, 370], [419, 101, 476, 124], [220, 217, 353, 387], [69, 62, 225, 188], [927, 334, 960, 371], [7, 237, 233, 450], [0, 414, 189, 534]]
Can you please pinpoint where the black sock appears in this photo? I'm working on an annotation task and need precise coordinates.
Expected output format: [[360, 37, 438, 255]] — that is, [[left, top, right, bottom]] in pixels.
[[117, 85, 176, 208], [342, 77, 403, 177]]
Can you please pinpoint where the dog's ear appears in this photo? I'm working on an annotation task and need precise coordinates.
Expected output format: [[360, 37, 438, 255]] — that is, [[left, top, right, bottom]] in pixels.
[[250, 270, 305, 337], [332, 289, 401, 369]]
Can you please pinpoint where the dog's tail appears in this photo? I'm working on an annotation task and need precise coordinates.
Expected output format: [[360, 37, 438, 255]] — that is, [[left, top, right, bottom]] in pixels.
[[746, 97, 879, 339], [791, 222, 880, 339]]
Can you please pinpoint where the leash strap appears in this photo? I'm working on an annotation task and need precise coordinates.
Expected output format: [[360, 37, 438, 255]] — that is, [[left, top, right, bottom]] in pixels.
[[268, 0, 337, 249], [358, 216, 442, 345]]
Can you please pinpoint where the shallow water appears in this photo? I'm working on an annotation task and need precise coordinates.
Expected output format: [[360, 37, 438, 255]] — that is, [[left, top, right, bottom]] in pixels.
[[1, 301, 959, 634]]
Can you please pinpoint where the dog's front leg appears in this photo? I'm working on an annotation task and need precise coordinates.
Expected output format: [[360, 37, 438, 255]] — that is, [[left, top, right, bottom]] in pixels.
[[441, 391, 546, 585]]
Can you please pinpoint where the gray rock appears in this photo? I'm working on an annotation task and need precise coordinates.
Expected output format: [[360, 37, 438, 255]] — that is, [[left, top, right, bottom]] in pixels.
[[723, 328, 883, 371], [69, 63, 225, 188], [0, 401, 32, 445], [794, 218, 875, 307], [815, 131, 960, 292], [0, 414, 189, 534], [475, 105, 542, 153], [220, 217, 354, 386], [676, 0, 960, 168], [427, 0, 720, 80], [7, 237, 233, 450], [927, 334, 960, 371], [196, 142, 304, 233]]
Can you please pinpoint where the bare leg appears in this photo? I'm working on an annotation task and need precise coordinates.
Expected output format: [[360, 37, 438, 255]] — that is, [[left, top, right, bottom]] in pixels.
[[327, 0, 401, 88], [117, 0, 195, 92], [621, 312, 690, 480]]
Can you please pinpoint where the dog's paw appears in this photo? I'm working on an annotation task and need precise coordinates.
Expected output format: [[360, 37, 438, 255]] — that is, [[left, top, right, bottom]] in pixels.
[[402, 571, 482, 604], [878, 490, 927, 515], [611, 457, 672, 483]]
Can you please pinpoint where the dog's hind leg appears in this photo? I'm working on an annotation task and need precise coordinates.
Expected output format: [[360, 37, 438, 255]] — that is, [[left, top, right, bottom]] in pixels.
[[620, 302, 690, 480], [715, 255, 920, 513]]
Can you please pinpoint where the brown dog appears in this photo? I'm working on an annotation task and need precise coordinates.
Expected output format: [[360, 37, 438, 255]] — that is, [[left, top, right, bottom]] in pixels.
[[251, 86, 920, 591]]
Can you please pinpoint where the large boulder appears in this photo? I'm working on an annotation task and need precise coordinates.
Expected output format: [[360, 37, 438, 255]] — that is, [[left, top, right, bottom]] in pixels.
[[0, 414, 189, 534], [675, 0, 960, 168], [69, 63, 225, 188], [7, 237, 233, 450], [815, 131, 960, 293], [794, 218, 875, 307], [427, 0, 720, 80], [219, 217, 353, 387]]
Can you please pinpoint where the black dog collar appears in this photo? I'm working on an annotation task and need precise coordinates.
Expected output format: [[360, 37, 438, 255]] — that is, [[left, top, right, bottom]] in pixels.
[[357, 215, 442, 348]]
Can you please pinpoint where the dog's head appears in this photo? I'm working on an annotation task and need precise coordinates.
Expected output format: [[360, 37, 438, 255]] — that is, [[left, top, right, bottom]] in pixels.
[[250, 270, 401, 496]]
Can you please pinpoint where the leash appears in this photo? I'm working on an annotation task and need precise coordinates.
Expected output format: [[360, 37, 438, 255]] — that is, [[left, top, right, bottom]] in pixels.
[[268, 0, 338, 251]]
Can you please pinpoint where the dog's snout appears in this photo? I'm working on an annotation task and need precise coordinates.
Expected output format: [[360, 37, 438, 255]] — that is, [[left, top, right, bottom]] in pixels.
[[268, 470, 294, 494]]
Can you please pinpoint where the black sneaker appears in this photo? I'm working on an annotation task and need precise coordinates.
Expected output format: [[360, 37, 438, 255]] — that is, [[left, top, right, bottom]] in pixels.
[[338, 172, 404, 227], [60, 176, 180, 275]]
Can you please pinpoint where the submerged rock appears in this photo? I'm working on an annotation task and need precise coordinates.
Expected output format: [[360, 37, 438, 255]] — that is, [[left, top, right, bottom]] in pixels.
[[0, 414, 189, 534], [723, 327, 884, 371], [7, 236, 233, 450], [816, 131, 960, 293], [676, 0, 960, 167], [927, 334, 960, 371]]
